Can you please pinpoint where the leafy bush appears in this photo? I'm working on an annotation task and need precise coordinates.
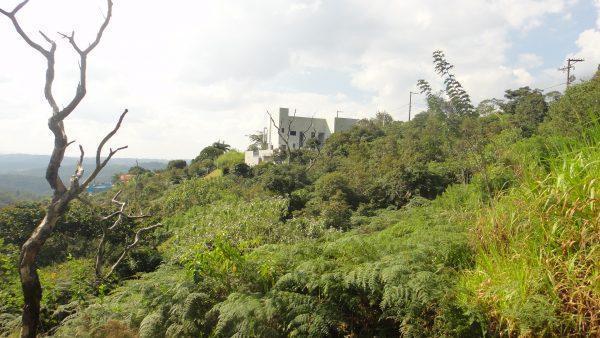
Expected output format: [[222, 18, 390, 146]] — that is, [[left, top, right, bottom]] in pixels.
[[540, 70, 600, 137], [215, 151, 244, 171], [320, 193, 352, 230], [232, 162, 251, 177], [259, 164, 309, 196], [166, 159, 187, 170]]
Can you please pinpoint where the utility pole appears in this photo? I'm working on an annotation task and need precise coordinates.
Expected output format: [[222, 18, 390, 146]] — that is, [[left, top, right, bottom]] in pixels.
[[408, 91, 417, 121], [559, 58, 584, 87]]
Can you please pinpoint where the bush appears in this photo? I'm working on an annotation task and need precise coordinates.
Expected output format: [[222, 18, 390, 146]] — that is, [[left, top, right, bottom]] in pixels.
[[232, 163, 251, 177], [259, 164, 309, 196], [187, 159, 215, 177], [166, 160, 187, 170], [313, 172, 356, 206], [321, 193, 352, 230], [215, 151, 244, 171], [540, 71, 600, 137]]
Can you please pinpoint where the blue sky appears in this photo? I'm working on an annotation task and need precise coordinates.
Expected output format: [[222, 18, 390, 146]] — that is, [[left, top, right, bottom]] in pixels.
[[0, 0, 599, 159], [510, 0, 598, 86]]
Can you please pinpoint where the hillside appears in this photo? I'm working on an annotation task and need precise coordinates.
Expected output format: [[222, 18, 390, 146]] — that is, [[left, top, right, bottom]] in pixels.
[[0, 155, 167, 197], [0, 69, 598, 337]]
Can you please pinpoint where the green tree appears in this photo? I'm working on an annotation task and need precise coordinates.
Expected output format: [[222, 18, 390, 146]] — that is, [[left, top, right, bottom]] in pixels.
[[247, 131, 267, 151], [500, 87, 548, 136], [215, 151, 244, 171], [232, 163, 251, 177], [313, 172, 356, 206], [540, 70, 600, 137], [260, 164, 309, 196], [321, 192, 352, 230], [417, 50, 475, 118], [188, 159, 215, 178], [192, 142, 231, 163], [166, 160, 187, 170], [374, 111, 394, 126]]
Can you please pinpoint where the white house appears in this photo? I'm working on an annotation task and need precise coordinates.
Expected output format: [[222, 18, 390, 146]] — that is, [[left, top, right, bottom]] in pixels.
[[244, 148, 274, 166], [277, 107, 331, 150], [244, 107, 360, 166]]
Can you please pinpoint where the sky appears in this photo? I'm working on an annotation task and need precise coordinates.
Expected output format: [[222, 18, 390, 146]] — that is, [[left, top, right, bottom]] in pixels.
[[0, 0, 599, 159]]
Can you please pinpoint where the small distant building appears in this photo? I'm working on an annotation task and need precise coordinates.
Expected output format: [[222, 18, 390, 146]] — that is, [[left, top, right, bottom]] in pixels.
[[278, 107, 331, 150], [244, 107, 360, 166], [86, 182, 112, 194], [334, 117, 360, 133], [244, 148, 274, 166], [119, 174, 135, 183]]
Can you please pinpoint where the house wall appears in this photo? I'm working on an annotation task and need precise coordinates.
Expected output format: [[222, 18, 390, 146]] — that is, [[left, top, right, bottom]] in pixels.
[[277, 108, 331, 149], [244, 149, 274, 166], [334, 117, 360, 133], [243, 108, 361, 166]]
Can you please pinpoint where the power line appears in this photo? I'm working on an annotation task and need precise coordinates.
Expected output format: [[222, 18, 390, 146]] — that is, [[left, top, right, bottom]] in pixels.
[[540, 82, 567, 92]]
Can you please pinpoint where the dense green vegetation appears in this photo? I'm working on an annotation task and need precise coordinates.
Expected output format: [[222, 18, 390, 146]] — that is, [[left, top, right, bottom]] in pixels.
[[1, 57, 598, 336]]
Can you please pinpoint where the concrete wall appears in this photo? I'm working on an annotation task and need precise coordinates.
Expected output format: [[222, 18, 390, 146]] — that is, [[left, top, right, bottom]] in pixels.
[[333, 117, 360, 133], [244, 108, 361, 165], [244, 149, 274, 166], [277, 108, 331, 150]]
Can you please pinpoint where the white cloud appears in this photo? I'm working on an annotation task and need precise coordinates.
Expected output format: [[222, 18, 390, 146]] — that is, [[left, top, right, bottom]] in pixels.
[[564, 0, 600, 82], [513, 68, 535, 85], [518, 53, 544, 68], [492, 0, 566, 29], [0, 0, 590, 158]]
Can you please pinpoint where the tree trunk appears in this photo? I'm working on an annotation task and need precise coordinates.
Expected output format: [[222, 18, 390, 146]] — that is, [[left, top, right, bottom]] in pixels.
[[19, 206, 61, 338]]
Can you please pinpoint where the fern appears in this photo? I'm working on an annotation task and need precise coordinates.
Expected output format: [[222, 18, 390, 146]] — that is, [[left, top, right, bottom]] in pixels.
[[138, 311, 166, 338]]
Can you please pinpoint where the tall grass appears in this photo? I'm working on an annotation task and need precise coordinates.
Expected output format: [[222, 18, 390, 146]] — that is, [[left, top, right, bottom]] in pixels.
[[460, 125, 600, 336]]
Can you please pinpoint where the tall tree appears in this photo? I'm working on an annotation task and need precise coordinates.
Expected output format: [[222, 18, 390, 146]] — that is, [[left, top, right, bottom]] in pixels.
[[500, 87, 548, 136], [417, 50, 475, 118], [192, 141, 231, 163], [0, 1, 125, 336], [247, 131, 268, 151]]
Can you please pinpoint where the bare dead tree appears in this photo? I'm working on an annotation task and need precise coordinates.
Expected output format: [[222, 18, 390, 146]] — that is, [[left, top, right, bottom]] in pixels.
[[0, 1, 125, 336], [300, 114, 316, 135], [267, 109, 320, 164], [95, 191, 162, 283], [267, 109, 295, 163]]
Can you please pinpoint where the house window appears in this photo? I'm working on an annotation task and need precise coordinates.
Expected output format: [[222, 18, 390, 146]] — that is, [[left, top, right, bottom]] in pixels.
[[311, 132, 315, 138], [290, 130, 297, 136], [318, 132, 325, 143], [281, 127, 284, 133], [293, 143, 296, 149]]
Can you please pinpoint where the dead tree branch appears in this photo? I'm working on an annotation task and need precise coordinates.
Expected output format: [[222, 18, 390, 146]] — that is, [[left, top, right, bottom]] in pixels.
[[95, 191, 159, 283], [267, 109, 295, 163], [1, 1, 120, 336]]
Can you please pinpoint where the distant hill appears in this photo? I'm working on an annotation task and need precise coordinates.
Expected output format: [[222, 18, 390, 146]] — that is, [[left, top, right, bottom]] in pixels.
[[0, 154, 168, 197]]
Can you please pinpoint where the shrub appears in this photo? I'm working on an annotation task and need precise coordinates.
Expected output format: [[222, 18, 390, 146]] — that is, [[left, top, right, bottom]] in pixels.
[[215, 151, 244, 171], [232, 162, 251, 177], [540, 71, 600, 137], [138, 311, 166, 338], [321, 193, 352, 230], [260, 164, 309, 196], [313, 172, 356, 206], [166, 160, 187, 170]]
